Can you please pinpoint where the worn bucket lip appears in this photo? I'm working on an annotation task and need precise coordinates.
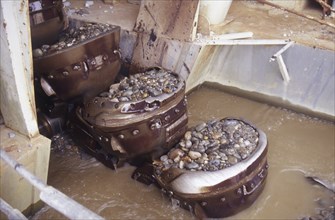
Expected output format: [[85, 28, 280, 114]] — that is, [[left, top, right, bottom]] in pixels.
[[83, 84, 185, 126], [156, 118, 268, 195]]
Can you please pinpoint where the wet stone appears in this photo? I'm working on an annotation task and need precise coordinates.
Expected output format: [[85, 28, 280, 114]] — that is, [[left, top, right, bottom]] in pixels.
[[154, 118, 259, 172], [185, 140, 192, 148], [101, 68, 180, 103], [185, 162, 199, 170], [188, 151, 202, 160], [179, 141, 186, 148], [168, 148, 184, 160], [160, 155, 168, 162], [33, 22, 115, 58], [33, 48, 43, 58], [228, 156, 239, 165], [178, 160, 185, 169], [205, 145, 219, 154], [184, 131, 192, 140], [208, 152, 218, 160], [195, 122, 207, 132], [195, 145, 206, 153], [193, 131, 203, 139], [119, 97, 130, 102]]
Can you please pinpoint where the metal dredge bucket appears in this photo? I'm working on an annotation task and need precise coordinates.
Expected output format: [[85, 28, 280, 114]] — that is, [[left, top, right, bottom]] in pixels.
[[32, 20, 122, 102], [71, 67, 188, 168], [152, 118, 268, 218]]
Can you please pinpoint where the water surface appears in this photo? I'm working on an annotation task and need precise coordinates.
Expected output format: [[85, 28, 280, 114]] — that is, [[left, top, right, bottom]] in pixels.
[[32, 85, 335, 219]]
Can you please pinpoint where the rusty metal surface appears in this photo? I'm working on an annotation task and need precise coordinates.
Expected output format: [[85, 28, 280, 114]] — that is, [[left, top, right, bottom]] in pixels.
[[134, 0, 199, 41], [130, 33, 201, 80], [33, 25, 121, 102]]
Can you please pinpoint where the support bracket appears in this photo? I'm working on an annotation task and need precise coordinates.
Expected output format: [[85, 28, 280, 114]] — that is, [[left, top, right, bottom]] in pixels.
[[270, 41, 294, 83]]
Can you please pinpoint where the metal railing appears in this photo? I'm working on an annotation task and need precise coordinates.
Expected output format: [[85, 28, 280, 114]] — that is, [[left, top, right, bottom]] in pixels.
[[0, 149, 104, 220], [0, 198, 28, 220]]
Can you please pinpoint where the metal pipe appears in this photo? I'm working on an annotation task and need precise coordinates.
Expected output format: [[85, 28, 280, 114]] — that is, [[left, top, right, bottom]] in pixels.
[[276, 55, 290, 83], [0, 149, 104, 220], [0, 198, 28, 220], [0, 149, 46, 191], [39, 186, 104, 220], [210, 32, 254, 40]]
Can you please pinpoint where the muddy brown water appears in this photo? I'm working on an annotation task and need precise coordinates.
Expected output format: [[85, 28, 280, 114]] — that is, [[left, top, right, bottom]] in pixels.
[[32, 85, 335, 219]]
